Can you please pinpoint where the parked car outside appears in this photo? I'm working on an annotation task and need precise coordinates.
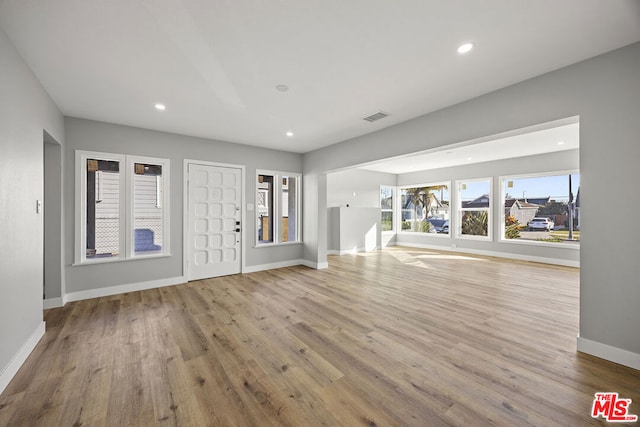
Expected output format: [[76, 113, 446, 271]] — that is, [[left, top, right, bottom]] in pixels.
[[528, 217, 555, 231], [427, 218, 449, 233]]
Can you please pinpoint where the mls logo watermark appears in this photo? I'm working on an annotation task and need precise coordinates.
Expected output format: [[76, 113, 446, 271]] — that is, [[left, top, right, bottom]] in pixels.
[[591, 392, 638, 423]]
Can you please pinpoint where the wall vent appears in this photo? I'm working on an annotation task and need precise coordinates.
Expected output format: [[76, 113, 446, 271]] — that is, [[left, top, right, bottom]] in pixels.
[[363, 111, 390, 122]]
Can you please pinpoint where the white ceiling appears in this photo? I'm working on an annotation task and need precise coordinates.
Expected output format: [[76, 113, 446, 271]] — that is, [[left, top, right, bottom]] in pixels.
[[1, 1, 638, 153], [358, 120, 579, 174]]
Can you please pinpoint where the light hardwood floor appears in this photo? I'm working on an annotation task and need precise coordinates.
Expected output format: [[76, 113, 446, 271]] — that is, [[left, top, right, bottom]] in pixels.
[[1, 247, 639, 426]]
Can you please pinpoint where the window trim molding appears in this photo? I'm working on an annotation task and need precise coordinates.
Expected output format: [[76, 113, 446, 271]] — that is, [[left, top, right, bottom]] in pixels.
[[255, 169, 302, 247], [380, 185, 395, 233], [75, 150, 126, 264], [499, 169, 580, 248], [74, 150, 170, 265], [398, 181, 451, 236], [455, 177, 493, 241], [126, 155, 171, 259]]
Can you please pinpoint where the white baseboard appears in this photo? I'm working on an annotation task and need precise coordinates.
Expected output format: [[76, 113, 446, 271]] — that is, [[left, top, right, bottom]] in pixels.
[[64, 276, 186, 303], [244, 259, 329, 271], [327, 246, 381, 256], [394, 241, 579, 268], [577, 336, 640, 371], [301, 259, 329, 270], [244, 259, 307, 273], [43, 297, 64, 309], [0, 321, 46, 395]]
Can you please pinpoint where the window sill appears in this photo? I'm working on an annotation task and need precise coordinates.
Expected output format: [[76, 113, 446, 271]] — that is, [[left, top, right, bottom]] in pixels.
[[397, 231, 451, 237], [499, 238, 580, 250], [73, 253, 172, 266], [455, 234, 493, 242], [254, 241, 303, 249]]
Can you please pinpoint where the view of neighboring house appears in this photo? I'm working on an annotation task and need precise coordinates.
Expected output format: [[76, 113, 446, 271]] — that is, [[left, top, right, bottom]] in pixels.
[[504, 198, 547, 226], [518, 196, 551, 206], [461, 194, 490, 209], [257, 175, 292, 242], [88, 162, 164, 257], [401, 188, 450, 221]]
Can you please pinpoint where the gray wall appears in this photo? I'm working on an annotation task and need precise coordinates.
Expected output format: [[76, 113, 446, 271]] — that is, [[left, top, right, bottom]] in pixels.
[[327, 169, 396, 208], [0, 29, 65, 382], [63, 118, 303, 294], [44, 132, 64, 299], [303, 43, 640, 356], [394, 149, 579, 264], [328, 207, 382, 253], [326, 169, 395, 251]]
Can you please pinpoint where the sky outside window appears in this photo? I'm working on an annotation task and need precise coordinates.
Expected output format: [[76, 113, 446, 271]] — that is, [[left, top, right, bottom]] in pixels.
[[505, 174, 580, 202]]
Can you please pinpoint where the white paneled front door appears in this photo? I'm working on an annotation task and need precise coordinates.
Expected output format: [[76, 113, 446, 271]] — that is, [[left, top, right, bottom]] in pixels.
[[187, 163, 242, 280]]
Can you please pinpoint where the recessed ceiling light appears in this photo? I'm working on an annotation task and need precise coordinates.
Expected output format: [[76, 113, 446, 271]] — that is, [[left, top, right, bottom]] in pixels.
[[467, 157, 473, 161], [457, 42, 474, 54], [286, 131, 294, 137], [154, 103, 166, 111], [557, 140, 566, 145], [276, 85, 289, 92]]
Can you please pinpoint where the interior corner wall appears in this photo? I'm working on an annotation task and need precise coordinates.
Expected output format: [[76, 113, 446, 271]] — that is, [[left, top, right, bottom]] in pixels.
[[302, 42, 640, 366], [0, 28, 65, 391], [63, 118, 303, 295], [326, 169, 396, 251], [44, 132, 63, 301]]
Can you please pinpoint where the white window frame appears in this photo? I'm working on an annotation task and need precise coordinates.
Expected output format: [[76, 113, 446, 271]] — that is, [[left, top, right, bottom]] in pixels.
[[127, 155, 171, 259], [255, 169, 302, 247], [499, 170, 580, 249], [75, 150, 170, 265], [398, 181, 451, 236], [456, 177, 492, 241], [380, 185, 395, 233]]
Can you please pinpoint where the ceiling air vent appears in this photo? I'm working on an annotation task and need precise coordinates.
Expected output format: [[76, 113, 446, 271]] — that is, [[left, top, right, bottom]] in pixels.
[[363, 111, 390, 122]]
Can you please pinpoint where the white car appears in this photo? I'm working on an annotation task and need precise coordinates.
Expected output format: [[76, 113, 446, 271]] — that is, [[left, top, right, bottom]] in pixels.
[[529, 217, 555, 231]]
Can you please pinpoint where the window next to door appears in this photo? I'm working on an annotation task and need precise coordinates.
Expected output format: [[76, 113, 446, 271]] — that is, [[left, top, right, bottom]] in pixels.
[[256, 170, 301, 246], [75, 150, 170, 264]]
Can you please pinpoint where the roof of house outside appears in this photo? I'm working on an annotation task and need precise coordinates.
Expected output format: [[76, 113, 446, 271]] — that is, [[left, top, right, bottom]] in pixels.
[[505, 199, 541, 209], [462, 194, 490, 209]]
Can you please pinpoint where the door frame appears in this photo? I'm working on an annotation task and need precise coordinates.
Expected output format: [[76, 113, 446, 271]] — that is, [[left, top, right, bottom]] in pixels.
[[183, 159, 246, 280]]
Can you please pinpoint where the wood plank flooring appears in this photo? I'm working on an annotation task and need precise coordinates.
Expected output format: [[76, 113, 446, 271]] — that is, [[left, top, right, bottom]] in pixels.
[[2, 247, 639, 426]]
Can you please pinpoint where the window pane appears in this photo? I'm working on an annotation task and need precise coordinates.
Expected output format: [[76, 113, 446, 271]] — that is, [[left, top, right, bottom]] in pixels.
[[257, 174, 274, 243], [381, 211, 393, 231], [503, 173, 580, 244], [281, 176, 298, 242], [459, 180, 490, 237], [400, 184, 449, 233], [87, 158, 120, 259], [461, 211, 488, 236], [380, 187, 393, 232], [380, 187, 393, 209], [133, 163, 163, 255]]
